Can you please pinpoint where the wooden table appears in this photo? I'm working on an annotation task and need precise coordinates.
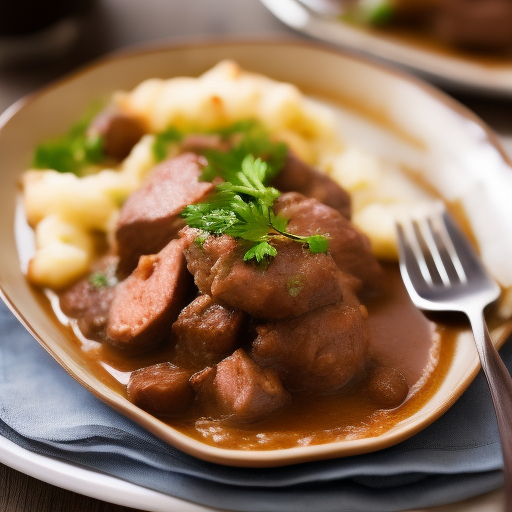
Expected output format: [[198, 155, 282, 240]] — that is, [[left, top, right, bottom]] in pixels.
[[1, 0, 511, 510]]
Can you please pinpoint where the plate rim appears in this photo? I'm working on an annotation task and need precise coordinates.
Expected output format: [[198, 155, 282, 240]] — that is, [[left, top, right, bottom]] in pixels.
[[0, 434, 216, 512]]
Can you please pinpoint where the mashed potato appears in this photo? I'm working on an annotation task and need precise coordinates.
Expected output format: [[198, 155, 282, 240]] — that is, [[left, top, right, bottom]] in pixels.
[[22, 60, 432, 290]]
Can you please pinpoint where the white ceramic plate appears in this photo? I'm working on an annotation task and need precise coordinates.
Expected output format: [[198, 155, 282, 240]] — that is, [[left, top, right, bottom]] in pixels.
[[0, 433, 504, 512], [0, 434, 212, 512], [260, 0, 512, 98], [2, 40, 512, 467]]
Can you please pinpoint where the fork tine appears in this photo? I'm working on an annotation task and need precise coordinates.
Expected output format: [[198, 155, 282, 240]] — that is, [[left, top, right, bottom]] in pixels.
[[439, 210, 493, 281], [416, 216, 451, 286], [429, 212, 468, 284], [396, 220, 433, 285]]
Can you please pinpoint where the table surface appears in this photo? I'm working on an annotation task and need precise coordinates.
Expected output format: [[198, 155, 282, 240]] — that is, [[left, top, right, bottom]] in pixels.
[[1, 0, 512, 510]]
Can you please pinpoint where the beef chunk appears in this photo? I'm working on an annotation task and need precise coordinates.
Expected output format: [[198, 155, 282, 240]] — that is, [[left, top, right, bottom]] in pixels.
[[181, 228, 346, 319], [107, 239, 189, 352], [116, 153, 214, 275], [272, 153, 352, 219], [127, 363, 194, 416], [172, 294, 245, 366], [59, 256, 118, 341], [274, 192, 383, 294], [190, 349, 290, 423], [252, 301, 370, 393], [179, 133, 229, 154], [180, 228, 237, 295], [88, 109, 147, 161], [366, 366, 409, 409], [189, 365, 216, 392], [435, 0, 512, 51]]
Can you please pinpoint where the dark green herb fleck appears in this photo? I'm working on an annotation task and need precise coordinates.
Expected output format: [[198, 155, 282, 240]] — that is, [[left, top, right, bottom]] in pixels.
[[201, 120, 288, 184], [32, 104, 106, 174], [152, 127, 184, 162], [194, 233, 208, 248], [89, 272, 109, 289]]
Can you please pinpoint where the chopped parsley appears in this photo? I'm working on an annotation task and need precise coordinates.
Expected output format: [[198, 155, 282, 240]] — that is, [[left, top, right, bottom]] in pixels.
[[152, 126, 184, 162], [194, 233, 208, 248], [32, 105, 105, 174], [88, 263, 118, 289], [89, 272, 109, 289], [151, 119, 288, 182], [200, 120, 287, 184], [182, 155, 329, 263]]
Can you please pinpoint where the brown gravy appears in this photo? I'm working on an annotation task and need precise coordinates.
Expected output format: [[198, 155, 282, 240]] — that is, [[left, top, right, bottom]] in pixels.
[[56, 262, 459, 451]]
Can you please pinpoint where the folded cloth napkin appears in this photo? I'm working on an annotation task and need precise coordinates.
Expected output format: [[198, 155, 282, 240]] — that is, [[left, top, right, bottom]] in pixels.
[[0, 301, 507, 512]]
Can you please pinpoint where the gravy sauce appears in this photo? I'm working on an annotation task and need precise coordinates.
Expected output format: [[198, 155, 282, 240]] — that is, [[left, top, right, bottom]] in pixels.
[[171, 264, 458, 450], [52, 262, 459, 451]]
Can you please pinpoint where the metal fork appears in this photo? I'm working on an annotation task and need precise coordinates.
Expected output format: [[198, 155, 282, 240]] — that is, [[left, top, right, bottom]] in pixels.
[[396, 207, 512, 511]]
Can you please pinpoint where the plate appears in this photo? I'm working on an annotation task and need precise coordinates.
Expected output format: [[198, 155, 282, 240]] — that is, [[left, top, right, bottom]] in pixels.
[[0, 434, 212, 512], [259, 0, 512, 97], [0, 433, 504, 512], [1, 39, 512, 467]]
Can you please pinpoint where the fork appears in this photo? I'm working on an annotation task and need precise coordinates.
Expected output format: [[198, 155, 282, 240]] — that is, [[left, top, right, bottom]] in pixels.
[[396, 207, 512, 511]]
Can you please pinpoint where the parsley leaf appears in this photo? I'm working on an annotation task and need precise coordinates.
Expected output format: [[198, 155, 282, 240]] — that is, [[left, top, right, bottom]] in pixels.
[[243, 242, 277, 263], [182, 155, 329, 263], [89, 272, 109, 289], [305, 235, 330, 254], [151, 119, 287, 174], [200, 120, 288, 184], [32, 104, 105, 175], [152, 127, 184, 162]]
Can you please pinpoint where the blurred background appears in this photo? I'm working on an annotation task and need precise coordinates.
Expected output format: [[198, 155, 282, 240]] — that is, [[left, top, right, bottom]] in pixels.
[[0, 0, 283, 111], [0, 0, 511, 153], [1, 1, 511, 511]]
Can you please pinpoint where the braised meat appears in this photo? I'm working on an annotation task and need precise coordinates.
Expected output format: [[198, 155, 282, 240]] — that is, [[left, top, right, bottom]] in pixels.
[[60, 256, 118, 341], [116, 153, 214, 275], [274, 192, 384, 294], [172, 294, 245, 366], [252, 301, 370, 393], [127, 363, 194, 416], [180, 229, 237, 295], [190, 349, 290, 423], [181, 227, 346, 319], [88, 109, 147, 161], [272, 153, 352, 219], [179, 133, 230, 154], [107, 239, 190, 352]]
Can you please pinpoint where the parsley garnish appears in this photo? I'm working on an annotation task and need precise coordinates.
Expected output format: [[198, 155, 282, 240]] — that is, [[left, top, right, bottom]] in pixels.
[[32, 105, 105, 174], [88, 262, 118, 289], [182, 155, 329, 263], [152, 126, 184, 162], [201, 120, 287, 184], [89, 272, 109, 289], [151, 119, 287, 179]]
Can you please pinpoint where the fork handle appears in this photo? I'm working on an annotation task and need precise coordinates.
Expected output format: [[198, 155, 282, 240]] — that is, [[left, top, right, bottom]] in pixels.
[[468, 310, 512, 512]]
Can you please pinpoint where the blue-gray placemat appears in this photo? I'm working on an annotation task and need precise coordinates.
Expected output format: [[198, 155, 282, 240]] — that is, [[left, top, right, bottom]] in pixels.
[[0, 301, 506, 512]]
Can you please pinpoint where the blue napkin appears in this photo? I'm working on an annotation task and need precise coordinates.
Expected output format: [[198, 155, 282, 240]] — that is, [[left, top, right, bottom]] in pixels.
[[0, 300, 506, 512]]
